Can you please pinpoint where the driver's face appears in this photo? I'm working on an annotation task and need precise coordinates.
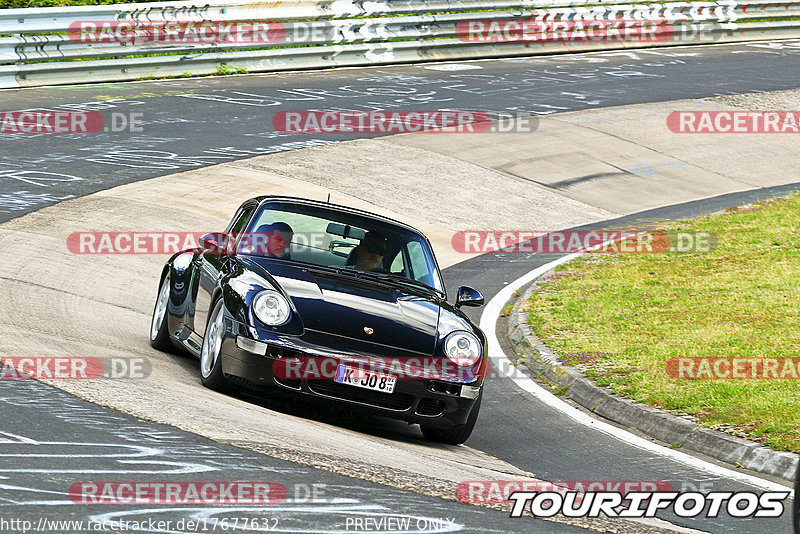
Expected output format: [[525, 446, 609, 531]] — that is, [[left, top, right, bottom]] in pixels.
[[268, 231, 293, 258]]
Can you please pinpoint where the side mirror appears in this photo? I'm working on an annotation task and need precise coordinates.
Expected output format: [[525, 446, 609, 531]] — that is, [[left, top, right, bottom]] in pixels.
[[456, 286, 484, 308], [199, 233, 229, 254]]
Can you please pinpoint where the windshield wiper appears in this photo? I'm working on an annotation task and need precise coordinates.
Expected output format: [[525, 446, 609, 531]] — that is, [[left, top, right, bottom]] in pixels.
[[358, 271, 442, 296], [303, 264, 363, 279], [302, 265, 442, 297]]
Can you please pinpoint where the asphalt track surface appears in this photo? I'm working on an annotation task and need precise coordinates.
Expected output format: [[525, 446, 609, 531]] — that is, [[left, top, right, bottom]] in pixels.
[[0, 380, 583, 534], [2, 40, 800, 533]]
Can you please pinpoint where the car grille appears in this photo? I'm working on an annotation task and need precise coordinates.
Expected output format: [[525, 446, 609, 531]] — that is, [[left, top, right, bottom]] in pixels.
[[416, 398, 445, 416], [308, 380, 414, 411], [268, 346, 307, 390], [428, 380, 462, 396]]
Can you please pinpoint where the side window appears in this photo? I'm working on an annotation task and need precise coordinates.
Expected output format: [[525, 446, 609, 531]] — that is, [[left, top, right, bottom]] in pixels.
[[225, 204, 255, 249], [389, 250, 406, 274], [227, 205, 254, 233], [407, 241, 431, 282]]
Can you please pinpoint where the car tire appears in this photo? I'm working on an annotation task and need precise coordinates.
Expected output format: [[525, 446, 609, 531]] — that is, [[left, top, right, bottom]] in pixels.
[[200, 299, 231, 393], [149, 274, 173, 351], [420, 389, 482, 445]]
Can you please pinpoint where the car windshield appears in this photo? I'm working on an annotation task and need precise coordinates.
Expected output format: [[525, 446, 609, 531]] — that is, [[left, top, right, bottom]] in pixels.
[[238, 202, 444, 293]]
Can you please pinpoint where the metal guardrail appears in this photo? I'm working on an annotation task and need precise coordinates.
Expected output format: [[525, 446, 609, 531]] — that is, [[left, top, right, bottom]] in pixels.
[[1, 0, 799, 88]]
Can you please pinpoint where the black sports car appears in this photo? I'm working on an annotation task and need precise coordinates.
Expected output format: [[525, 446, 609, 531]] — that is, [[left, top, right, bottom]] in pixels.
[[149, 196, 487, 444]]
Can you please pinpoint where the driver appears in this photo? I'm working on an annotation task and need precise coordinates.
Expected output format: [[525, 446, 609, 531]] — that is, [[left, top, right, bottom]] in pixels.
[[353, 231, 387, 272], [254, 222, 293, 259]]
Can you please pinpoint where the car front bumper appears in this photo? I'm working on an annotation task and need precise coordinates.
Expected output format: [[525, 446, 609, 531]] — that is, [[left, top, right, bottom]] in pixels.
[[218, 319, 483, 429]]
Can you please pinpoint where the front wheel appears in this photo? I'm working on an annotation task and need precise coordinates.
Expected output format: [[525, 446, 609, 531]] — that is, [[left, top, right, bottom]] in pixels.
[[200, 299, 231, 393], [421, 389, 482, 445], [149, 274, 173, 351]]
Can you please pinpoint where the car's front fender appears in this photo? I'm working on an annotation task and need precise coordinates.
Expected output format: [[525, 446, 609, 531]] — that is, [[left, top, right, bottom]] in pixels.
[[222, 264, 304, 336]]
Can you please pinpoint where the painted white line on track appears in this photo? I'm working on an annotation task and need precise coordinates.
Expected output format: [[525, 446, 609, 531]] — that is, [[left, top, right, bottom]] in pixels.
[[479, 252, 794, 493]]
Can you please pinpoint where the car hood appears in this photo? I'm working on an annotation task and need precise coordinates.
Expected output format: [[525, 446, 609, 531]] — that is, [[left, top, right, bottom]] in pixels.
[[242, 258, 440, 356]]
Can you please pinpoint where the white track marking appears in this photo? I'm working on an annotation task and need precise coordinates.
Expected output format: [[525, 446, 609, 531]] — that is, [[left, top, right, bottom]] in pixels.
[[0, 432, 38, 444], [0, 460, 215, 475], [480, 253, 794, 493]]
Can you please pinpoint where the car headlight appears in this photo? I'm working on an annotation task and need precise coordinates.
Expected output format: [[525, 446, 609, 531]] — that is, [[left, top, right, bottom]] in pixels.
[[444, 331, 482, 366], [252, 290, 291, 326]]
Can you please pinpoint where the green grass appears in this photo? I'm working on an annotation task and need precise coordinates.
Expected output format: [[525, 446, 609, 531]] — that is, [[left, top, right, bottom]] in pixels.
[[527, 193, 800, 452], [2, 0, 145, 7]]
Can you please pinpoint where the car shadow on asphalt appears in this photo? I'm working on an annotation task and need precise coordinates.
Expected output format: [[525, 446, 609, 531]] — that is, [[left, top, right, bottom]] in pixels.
[[236, 386, 434, 445]]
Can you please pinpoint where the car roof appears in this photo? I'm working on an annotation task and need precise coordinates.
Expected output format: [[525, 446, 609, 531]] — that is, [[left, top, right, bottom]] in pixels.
[[248, 196, 427, 236]]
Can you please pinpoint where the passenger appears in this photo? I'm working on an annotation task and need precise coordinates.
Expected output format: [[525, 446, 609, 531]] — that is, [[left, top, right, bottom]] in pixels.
[[352, 231, 387, 272]]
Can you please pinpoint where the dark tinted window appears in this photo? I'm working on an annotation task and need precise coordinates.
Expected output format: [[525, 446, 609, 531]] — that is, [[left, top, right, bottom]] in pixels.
[[241, 202, 443, 292]]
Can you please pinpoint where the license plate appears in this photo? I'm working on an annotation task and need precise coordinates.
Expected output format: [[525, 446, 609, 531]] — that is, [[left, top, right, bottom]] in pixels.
[[334, 364, 396, 394]]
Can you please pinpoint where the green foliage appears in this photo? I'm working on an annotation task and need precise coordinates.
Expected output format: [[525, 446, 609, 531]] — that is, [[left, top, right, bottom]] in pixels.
[[215, 64, 248, 76]]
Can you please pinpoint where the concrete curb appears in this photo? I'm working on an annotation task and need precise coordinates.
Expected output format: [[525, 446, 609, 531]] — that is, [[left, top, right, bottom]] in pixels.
[[505, 276, 799, 483]]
